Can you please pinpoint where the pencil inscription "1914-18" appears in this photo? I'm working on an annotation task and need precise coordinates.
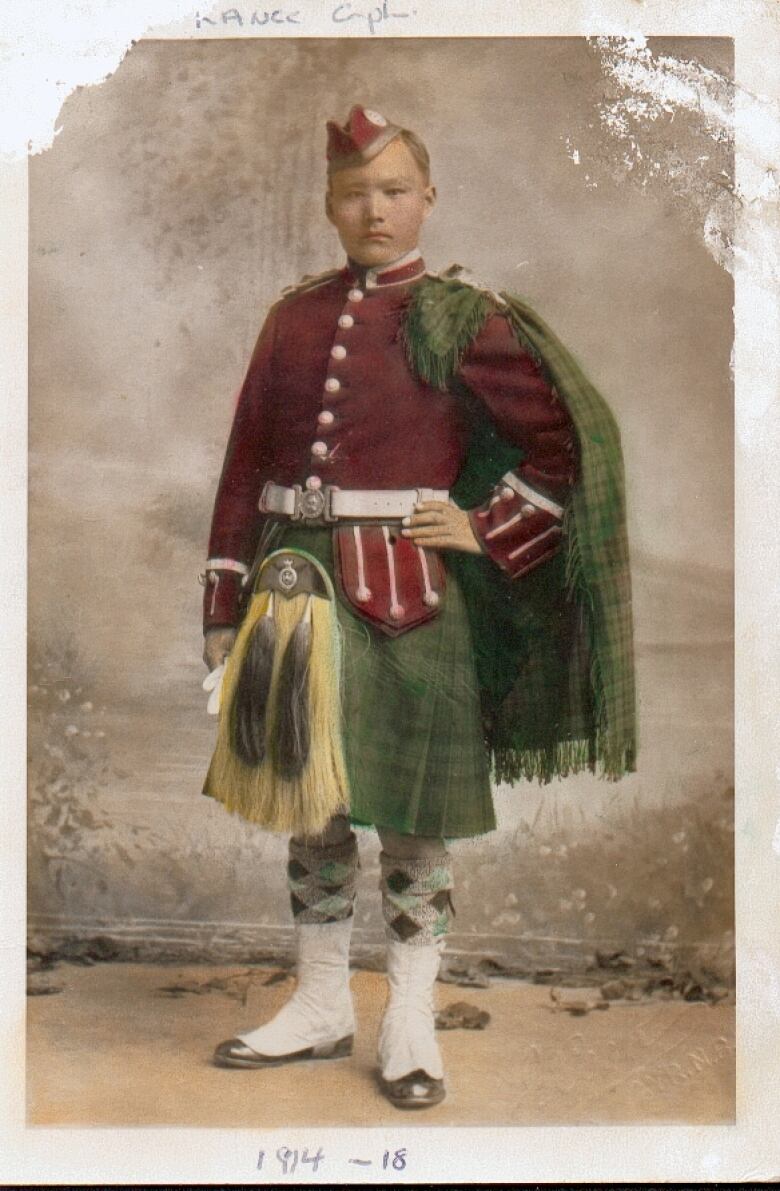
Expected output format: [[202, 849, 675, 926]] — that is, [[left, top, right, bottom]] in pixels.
[[256, 1145, 408, 1175]]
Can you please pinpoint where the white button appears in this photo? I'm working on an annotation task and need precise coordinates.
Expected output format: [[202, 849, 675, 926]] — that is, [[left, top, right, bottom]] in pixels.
[[311, 441, 328, 457], [521, 503, 536, 516], [338, 314, 355, 329], [324, 377, 341, 393], [330, 344, 347, 360], [501, 486, 515, 501], [318, 410, 335, 426], [305, 476, 322, 490], [347, 289, 364, 303]]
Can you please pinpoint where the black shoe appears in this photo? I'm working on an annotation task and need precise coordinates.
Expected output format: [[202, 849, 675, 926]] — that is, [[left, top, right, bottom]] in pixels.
[[213, 1033, 354, 1069], [379, 1068, 446, 1109]]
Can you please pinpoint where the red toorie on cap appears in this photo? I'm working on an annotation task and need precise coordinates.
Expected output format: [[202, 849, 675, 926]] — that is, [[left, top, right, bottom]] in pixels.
[[326, 105, 402, 165]]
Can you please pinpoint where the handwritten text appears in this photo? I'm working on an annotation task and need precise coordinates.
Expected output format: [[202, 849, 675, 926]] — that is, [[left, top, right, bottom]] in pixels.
[[255, 1146, 408, 1176], [332, 0, 412, 35], [194, 2, 414, 33], [195, 8, 301, 27]]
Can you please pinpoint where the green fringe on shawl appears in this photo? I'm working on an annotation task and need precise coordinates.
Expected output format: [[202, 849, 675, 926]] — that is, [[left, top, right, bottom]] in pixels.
[[401, 279, 494, 391], [494, 738, 595, 786], [402, 273, 637, 784], [492, 738, 637, 786]]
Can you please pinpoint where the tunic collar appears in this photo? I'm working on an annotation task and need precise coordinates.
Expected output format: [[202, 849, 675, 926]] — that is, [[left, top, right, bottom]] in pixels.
[[344, 249, 426, 290]]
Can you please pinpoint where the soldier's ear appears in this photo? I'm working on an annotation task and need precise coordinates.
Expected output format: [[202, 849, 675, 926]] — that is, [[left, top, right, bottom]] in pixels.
[[422, 184, 437, 219]]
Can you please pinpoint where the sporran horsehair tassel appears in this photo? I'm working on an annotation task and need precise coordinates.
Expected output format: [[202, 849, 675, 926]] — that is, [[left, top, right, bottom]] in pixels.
[[203, 552, 350, 837], [273, 594, 313, 780], [231, 591, 275, 766]]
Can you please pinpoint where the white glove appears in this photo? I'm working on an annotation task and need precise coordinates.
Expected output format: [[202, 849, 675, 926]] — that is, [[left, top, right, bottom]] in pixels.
[[202, 662, 226, 716]]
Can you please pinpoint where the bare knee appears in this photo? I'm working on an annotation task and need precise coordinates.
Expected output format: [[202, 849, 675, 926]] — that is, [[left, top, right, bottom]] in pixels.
[[377, 826, 446, 860], [292, 812, 352, 850]]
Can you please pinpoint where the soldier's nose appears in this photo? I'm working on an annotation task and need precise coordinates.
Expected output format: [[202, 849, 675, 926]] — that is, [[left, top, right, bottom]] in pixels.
[[365, 197, 386, 221]]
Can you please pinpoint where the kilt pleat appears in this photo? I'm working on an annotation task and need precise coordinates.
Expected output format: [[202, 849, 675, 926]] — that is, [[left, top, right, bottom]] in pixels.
[[272, 525, 496, 839]]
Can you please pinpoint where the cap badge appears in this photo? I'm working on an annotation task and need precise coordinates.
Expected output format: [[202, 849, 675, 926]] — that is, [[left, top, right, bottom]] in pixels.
[[326, 104, 401, 164]]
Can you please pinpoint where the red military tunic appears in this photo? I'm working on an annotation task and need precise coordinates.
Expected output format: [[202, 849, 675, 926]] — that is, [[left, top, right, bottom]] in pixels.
[[204, 253, 577, 630]]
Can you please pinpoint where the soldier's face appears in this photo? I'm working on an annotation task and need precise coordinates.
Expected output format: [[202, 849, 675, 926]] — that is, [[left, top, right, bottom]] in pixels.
[[326, 138, 436, 267]]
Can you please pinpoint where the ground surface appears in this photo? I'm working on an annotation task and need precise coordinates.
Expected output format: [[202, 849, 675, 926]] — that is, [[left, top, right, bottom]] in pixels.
[[26, 963, 735, 1128]]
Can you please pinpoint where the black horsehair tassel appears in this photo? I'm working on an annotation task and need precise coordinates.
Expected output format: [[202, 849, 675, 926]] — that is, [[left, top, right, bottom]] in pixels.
[[232, 593, 276, 767], [274, 595, 313, 780]]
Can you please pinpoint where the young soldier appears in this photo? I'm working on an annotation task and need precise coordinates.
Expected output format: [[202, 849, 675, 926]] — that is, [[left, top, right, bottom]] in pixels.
[[200, 106, 635, 1109]]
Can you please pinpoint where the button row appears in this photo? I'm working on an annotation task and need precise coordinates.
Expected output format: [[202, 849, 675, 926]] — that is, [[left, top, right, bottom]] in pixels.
[[305, 292, 362, 479]]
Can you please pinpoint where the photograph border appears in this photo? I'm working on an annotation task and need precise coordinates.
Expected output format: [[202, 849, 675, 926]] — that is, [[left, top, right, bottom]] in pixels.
[[2, 0, 778, 1183]]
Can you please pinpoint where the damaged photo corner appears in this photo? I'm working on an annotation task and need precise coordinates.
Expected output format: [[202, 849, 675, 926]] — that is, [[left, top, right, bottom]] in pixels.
[[3, 0, 779, 1184]]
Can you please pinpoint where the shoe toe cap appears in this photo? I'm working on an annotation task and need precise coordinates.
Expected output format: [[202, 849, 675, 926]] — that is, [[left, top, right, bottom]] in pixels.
[[213, 1038, 262, 1065], [382, 1069, 446, 1108]]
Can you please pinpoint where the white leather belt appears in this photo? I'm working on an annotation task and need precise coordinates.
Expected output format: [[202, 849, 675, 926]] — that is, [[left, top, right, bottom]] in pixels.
[[259, 481, 450, 523]]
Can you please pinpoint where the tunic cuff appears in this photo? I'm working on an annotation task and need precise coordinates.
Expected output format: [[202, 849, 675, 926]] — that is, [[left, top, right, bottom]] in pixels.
[[470, 472, 565, 579], [201, 564, 248, 630]]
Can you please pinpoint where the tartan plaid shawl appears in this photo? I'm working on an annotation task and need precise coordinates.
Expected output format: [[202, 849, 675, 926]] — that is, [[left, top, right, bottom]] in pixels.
[[402, 273, 637, 783]]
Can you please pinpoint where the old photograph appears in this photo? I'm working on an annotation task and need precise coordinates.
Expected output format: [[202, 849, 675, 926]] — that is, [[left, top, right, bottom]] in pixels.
[[26, 34, 734, 1132]]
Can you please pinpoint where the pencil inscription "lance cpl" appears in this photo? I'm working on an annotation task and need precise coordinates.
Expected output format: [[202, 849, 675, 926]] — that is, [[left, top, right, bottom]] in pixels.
[[195, 8, 301, 27], [194, 3, 414, 32]]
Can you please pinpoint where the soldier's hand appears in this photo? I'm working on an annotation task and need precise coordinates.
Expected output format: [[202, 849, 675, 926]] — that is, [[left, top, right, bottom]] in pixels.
[[203, 627, 237, 671], [401, 501, 484, 555]]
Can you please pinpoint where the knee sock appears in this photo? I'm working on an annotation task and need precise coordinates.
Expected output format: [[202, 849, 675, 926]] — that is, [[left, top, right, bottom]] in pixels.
[[287, 831, 359, 924], [379, 850, 454, 946]]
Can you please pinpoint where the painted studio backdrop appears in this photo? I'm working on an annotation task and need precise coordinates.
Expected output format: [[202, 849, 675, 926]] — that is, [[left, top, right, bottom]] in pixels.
[[28, 37, 733, 979]]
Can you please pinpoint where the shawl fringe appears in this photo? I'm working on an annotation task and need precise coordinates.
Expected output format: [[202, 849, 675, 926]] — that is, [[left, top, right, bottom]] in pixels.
[[402, 272, 637, 785]]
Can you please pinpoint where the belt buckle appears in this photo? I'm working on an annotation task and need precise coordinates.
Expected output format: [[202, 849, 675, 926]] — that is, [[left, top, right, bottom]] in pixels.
[[292, 484, 335, 524]]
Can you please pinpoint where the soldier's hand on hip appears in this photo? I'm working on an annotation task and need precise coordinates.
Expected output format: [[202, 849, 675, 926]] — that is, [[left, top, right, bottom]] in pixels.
[[401, 501, 483, 555], [203, 627, 237, 671]]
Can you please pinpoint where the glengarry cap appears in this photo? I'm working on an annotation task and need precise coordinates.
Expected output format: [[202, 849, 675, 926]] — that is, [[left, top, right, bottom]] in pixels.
[[326, 105, 402, 166]]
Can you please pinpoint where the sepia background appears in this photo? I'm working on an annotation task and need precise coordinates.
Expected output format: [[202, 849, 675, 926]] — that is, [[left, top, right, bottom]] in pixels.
[[28, 37, 734, 985]]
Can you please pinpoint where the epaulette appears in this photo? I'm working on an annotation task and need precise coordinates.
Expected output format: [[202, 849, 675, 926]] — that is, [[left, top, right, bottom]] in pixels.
[[431, 263, 507, 308], [279, 268, 342, 301]]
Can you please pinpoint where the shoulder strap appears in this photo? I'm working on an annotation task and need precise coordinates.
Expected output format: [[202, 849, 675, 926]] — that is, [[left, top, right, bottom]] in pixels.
[[279, 268, 342, 301], [435, 263, 507, 308]]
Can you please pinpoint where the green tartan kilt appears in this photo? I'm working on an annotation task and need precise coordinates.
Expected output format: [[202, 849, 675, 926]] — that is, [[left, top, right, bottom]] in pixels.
[[271, 524, 496, 839]]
